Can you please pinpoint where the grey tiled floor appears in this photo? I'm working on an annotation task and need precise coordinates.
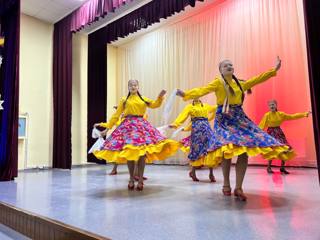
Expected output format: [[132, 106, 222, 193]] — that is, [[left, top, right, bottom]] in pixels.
[[0, 165, 319, 240]]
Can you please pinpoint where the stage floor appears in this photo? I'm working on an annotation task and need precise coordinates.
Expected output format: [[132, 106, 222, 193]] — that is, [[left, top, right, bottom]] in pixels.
[[0, 165, 319, 240]]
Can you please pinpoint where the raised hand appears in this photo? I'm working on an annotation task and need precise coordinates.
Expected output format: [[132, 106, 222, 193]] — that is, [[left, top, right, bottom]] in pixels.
[[158, 90, 167, 98], [176, 89, 185, 98], [275, 56, 281, 71], [93, 123, 100, 128]]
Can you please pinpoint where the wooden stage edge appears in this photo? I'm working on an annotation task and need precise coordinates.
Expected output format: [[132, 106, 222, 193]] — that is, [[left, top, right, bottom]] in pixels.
[[0, 201, 110, 240]]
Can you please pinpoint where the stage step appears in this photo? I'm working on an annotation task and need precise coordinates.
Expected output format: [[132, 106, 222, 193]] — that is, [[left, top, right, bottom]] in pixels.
[[0, 202, 110, 240]]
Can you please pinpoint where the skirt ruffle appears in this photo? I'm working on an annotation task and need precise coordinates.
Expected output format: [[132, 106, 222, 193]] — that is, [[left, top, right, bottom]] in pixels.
[[267, 126, 296, 160], [93, 116, 179, 163], [179, 118, 220, 167], [180, 136, 190, 153], [206, 105, 293, 165]]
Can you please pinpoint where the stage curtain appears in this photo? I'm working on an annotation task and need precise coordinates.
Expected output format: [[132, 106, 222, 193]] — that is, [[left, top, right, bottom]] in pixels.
[[103, 0, 202, 43], [53, 0, 130, 168], [87, 29, 107, 164], [70, 0, 131, 32], [0, 0, 20, 180], [303, 0, 320, 178], [114, 0, 316, 166], [87, 0, 203, 164], [52, 18, 73, 169]]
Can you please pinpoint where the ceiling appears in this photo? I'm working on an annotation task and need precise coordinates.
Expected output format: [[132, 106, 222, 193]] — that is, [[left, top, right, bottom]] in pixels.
[[21, 0, 91, 23]]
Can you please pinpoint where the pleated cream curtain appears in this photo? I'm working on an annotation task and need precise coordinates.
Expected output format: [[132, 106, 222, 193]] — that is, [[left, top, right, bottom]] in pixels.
[[112, 0, 316, 166]]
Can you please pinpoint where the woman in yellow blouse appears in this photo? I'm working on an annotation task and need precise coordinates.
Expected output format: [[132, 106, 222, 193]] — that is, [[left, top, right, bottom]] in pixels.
[[176, 57, 292, 201], [259, 99, 310, 174], [170, 100, 217, 182], [93, 80, 179, 191], [179, 112, 216, 153], [111, 113, 150, 182], [108, 107, 149, 179]]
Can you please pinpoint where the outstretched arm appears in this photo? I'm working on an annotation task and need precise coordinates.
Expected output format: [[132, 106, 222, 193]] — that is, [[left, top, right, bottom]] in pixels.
[[182, 122, 192, 131], [169, 105, 190, 128], [94, 99, 125, 131], [176, 79, 219, 101], [281, 111, 310, 121], [242, 57, 281, 91], [147, 90, 166, 108]]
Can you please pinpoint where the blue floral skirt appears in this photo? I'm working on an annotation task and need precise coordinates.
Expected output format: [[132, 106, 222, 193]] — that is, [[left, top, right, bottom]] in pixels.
[[187, 117, 215, 167], [206, 105, 293, 163]]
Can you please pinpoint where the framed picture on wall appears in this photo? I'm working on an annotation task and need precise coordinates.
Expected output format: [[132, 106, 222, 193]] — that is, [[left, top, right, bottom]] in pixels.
[[18, 115, 28, 139]]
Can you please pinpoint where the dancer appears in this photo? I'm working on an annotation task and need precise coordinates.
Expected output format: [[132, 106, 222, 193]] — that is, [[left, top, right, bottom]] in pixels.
[[170, 99, 217, 182], [259, 99, 311, 174], [99, 107, 149, 180], [93, 80, 179, 191], [176, 57, 293, 201]]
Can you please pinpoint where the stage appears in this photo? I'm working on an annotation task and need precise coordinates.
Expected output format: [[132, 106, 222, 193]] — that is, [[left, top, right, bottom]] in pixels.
[[0, 164, 319, 240]]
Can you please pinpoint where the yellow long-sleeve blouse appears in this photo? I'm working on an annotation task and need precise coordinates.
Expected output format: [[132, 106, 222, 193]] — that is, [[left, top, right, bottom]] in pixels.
[[259, 111, 308, 129], [183, 69, 277, 105], [183, 109, 216, 131], [172, 103, 217, 128], [99, 94, 163, 129]]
